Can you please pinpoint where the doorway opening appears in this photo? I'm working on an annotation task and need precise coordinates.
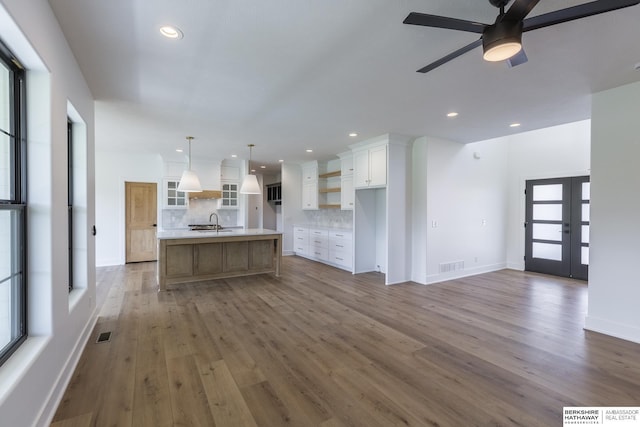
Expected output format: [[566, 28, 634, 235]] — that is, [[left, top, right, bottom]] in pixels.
[[524, 176, 589, 280]]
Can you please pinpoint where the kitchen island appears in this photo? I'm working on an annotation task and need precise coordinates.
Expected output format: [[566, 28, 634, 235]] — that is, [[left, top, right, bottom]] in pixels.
[[157, 228, 282, 291]]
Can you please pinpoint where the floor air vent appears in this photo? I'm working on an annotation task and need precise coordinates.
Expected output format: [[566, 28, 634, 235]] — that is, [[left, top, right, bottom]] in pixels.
[[96, 331, 112, 343]]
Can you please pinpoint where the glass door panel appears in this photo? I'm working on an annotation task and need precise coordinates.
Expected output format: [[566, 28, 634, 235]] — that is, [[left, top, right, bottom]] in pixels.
[[525, 176, 589, 280]]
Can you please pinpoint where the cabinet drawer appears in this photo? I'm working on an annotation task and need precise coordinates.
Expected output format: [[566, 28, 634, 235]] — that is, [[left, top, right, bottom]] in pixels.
[[295, 244, 309, 256], [309, 229, 329, 247], [329, 230, 352, 241], [310, 247, 328, 261], [294, 234, 309, 245], [330, 239, 352, 253], [329, 250, 352, 269], [309, 228, 329, 237]]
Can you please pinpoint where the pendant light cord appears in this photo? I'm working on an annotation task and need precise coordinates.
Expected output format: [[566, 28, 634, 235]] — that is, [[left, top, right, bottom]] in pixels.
[[187, 136, 194, 170], [248, 143, 255, 175]]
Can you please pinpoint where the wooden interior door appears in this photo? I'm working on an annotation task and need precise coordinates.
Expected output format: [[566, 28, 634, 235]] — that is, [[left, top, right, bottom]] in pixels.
[[125, 182, 157, 263]]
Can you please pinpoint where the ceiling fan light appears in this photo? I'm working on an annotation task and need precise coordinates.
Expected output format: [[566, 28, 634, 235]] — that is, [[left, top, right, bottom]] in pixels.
[[483, 42, 521, 62], [482, 20, 523, 62]]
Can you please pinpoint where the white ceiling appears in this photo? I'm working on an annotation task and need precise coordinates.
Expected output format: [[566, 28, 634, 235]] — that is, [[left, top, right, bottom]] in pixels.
[[48, 0, 640, 172]]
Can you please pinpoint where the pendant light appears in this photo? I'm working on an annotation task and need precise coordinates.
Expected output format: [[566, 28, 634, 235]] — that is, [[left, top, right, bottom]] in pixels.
[[239, 144, 261, 194], [177, 136, 202, 192]]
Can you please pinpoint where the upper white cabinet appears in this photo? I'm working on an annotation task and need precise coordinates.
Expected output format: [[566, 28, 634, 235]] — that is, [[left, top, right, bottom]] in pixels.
[[302, 161, 318, 182], [163, 178, 188, 208], [354, 144, 386, 189], [302, 182, 318, 210], [301, 161, 319, 210], [341, 175, 354, 210], [221, 165, 240, 181]]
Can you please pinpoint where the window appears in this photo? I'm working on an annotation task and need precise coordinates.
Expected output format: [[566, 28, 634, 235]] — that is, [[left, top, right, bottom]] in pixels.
[[221, 182, 238, 207], [67, 119, 73, 291], [0, 39, 26, 366]]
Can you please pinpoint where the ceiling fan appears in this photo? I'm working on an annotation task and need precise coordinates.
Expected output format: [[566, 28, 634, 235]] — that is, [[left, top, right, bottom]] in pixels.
[[403, 0, 640, 73]]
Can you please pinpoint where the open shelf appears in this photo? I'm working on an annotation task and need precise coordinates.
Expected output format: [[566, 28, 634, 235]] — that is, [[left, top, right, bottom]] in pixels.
[[319, 187, 341, 193], [319, 170, 341, 179], [319, 204, 341, 209]]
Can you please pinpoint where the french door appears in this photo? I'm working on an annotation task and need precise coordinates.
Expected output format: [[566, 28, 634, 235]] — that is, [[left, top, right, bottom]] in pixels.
[[524, 176, 590, 280]]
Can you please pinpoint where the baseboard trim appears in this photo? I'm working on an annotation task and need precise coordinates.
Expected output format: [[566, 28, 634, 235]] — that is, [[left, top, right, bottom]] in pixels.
[[584, 315, 640, 344], [424, 263, 506, 285], [38, 305, 99, 426]]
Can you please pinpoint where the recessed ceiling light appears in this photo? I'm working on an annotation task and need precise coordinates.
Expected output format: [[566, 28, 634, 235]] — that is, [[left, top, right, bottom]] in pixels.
[[251, 169, 256, 173], [260, 165, 266, 169], [349, 132, 358, 137], [306, 149, 313, 153], [176, 149, 183, 153], [510, 123, 521, 128], [231, 154, 237, 158], [160, 25, 183, 39], [278, 159, 284, 163], [447, 112, 458, 117]]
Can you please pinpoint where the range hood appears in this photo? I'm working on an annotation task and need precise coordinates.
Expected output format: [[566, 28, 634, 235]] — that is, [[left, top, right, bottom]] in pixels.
[[188, 190, 222, 200]]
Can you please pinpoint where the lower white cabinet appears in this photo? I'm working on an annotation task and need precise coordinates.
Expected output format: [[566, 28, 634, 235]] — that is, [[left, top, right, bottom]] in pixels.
[[329, 230, 353, 269], [309, 228, 329, 261], [293, 226, 309, 255], [294, 226, 352, 271]]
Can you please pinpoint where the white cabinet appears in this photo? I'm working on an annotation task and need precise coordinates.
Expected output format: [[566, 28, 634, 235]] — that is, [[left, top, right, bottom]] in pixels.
[[309, 228, 329, 261], [221, 165, 240, 181], [294, 226, 352, 271], [354, 145, 386, 189], [302, 161, 318, 182], [302, 182, 318, 210], [163, 178, 188, 208], [329, 230, 353, 269], [219, 182, 239, 209], [301, 161, 319, 210], [341, 176, 354, 210], [293, 226, 309, 256]]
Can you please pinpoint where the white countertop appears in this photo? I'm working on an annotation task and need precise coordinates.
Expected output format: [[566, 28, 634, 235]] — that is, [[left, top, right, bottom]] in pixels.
[[294, 224, 353, 231], [157, 228, 282, 240]]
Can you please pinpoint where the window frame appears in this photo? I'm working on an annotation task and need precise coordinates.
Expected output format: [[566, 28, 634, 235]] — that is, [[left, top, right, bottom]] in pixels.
[[0, 39, 27, 367], [67, 119, 73, 291]]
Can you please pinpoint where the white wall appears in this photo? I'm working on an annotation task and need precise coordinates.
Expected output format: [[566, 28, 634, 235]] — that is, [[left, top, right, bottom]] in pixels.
[[262, 173, 280, 230], [504, 120, 591, 269], [281, 163, 305, 255], [95, 151, 163, 266], [0, 1, 96, 426], [412, 136, 509, 284], [586, 81, 640, 343]]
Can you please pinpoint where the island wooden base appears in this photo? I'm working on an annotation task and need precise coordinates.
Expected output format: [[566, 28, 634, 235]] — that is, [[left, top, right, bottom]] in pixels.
[[157, 233, 282, 291]]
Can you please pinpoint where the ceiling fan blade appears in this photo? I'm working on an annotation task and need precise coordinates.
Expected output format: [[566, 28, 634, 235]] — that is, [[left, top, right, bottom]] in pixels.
[[404, 12, 486, 34], [506, 49, 528, 68], [502, 0, 541, 22], [523, 0, 640, 32], [417, 38, 483, 73]]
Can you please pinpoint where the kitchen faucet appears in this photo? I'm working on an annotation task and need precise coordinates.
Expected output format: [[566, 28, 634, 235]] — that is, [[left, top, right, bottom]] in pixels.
[[209, 212, 219, 231]]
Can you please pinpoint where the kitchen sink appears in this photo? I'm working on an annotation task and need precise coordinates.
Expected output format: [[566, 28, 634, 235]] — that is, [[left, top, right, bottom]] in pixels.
[[189, 224, 223, 231], [195, 229, 233, 233]]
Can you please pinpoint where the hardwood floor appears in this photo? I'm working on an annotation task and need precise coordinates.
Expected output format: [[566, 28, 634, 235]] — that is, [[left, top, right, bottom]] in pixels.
[[52, 257, 640, 426]]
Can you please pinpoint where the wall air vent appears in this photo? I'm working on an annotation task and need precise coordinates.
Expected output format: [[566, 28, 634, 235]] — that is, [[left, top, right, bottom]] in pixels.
[[439, 260, 465, 273]]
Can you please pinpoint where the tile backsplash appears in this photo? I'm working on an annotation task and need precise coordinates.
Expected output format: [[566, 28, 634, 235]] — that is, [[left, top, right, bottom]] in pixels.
[[161, 199, 238, 230], [303, 209, 353, 229]]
